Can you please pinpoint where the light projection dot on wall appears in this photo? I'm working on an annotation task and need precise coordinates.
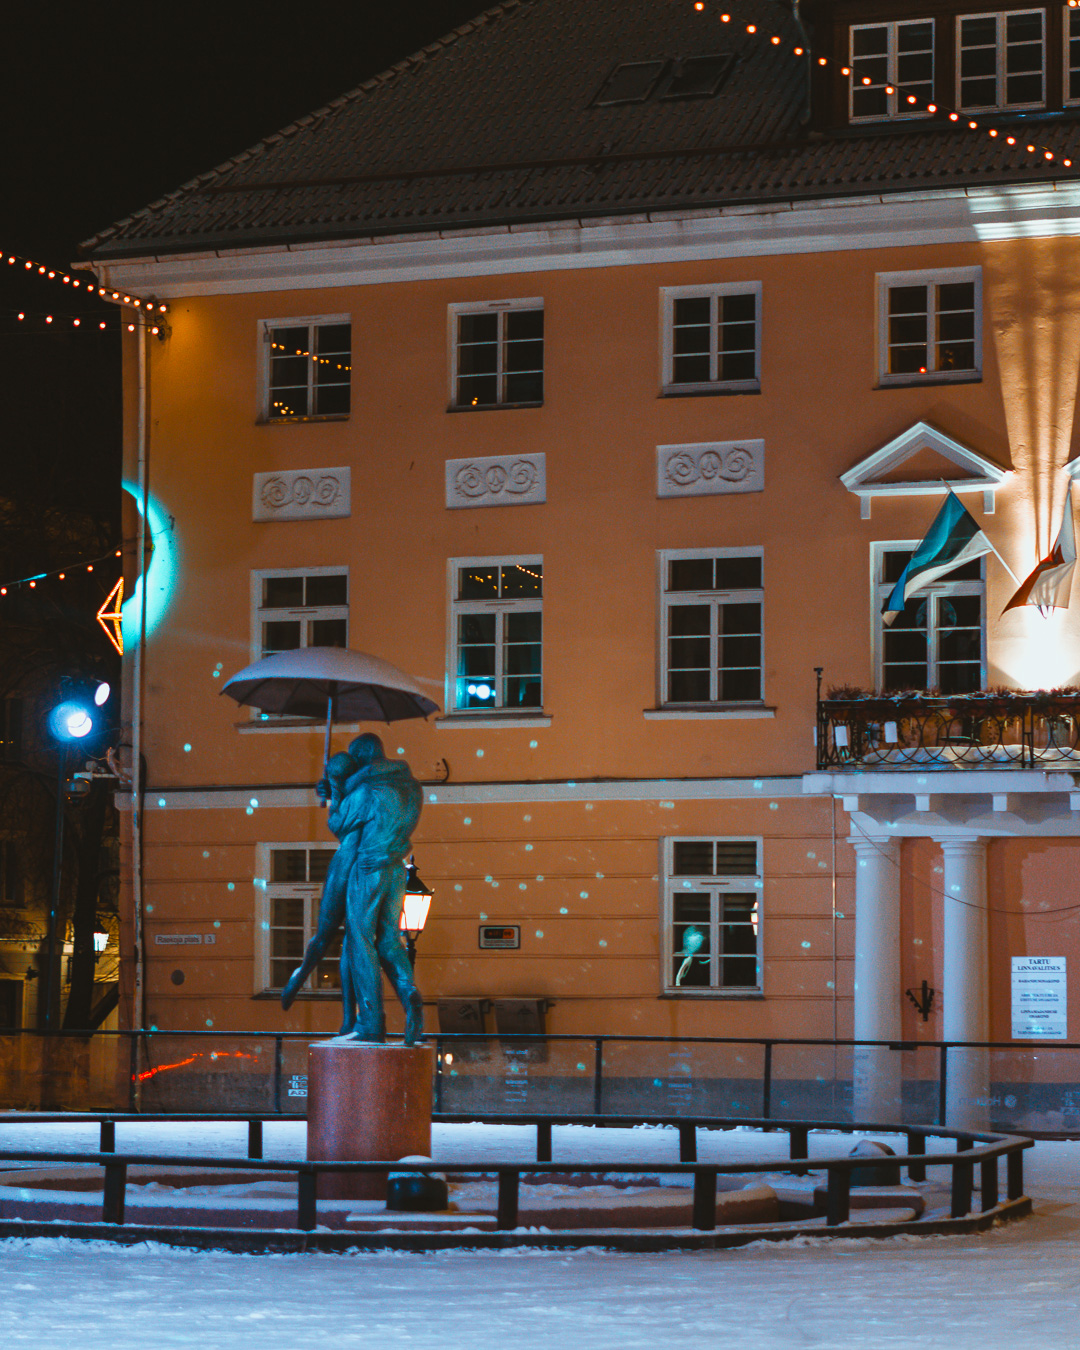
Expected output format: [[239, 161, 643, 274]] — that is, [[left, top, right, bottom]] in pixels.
[[249, 798, 259, 808], [807, 851, 816, 860], [246, 807, 254, 816], [599, 939, 607, 947], [529, 740, 538, 748], [146, 905, 153, 913], [535, 930, 544, 938], [485, 875, 493, 883], [577, 1063, 586, 1071], [227, 883, 235, 892], [801, 941, 811, 949], [397, 747, 404, 755], [523, 814, 531, 822], [183, 744, 192, 752], [818, 861, 827, 869], [476, 749, 484, 758], [568, 782, 576, 789], [585, 803, 593, 811], [214, 920, 221, 928], [202, 851, 210, 859], [660, 801, 674, 810], [580, 891, 589, 899], [836, 912, 845, 919], [754, 780, 763, 790], [206, 1019, 213, 1027], [525, 844, 533, 852], [491, 880, 499, 888], [479, 912, 487, 921], [212, 671, 220, 679], [157, 798, 166, 807], [261, 921, 269, 931], [826, 980, 835, 989], [429, 794, 438, 804], [595, 872, 603, 879], [150, 1025, 158, 1032], [934, 867, 943, 875], [914, 938, 923, 945], [454, 883, 462, 892], [769, 802, 779, 811], [537, 875, 544, 882], [560, 907, 568, 914], [464, 817, 472, 826]]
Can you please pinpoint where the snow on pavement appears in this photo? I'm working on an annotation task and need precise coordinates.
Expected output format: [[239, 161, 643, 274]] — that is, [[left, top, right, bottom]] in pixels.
[[0, 1122, 1078, 1350]]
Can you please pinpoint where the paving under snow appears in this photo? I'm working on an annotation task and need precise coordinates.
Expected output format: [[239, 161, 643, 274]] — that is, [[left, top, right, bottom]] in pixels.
[[0, 1120, 1077, 1349]]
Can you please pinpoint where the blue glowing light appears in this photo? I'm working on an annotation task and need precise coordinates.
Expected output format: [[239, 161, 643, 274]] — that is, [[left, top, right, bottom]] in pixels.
[[49, 701, 94, 741], [94, 681, 110, 706], [466, 682, 494, 701], [121, 481, 178, 644]]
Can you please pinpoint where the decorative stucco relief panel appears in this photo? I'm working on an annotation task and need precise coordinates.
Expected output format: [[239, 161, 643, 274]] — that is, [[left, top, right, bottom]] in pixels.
[[253, 467, 351, 522], [657, 440, 764, 498], [445, 453, 546, 509]]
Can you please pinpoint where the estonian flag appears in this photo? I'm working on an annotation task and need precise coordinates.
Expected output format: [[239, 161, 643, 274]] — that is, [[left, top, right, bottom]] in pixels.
[[882, 490, 995, 627], [1003, 483, 1076, 615]]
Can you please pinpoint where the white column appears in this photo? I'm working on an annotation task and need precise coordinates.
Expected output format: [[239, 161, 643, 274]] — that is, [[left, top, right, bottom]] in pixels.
[[850, 835, 902, 1123], [939, 836, 990, 1131]]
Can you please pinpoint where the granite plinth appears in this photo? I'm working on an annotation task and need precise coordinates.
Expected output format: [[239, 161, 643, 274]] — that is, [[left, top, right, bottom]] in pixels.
[[307, 1040, 434, 1200]]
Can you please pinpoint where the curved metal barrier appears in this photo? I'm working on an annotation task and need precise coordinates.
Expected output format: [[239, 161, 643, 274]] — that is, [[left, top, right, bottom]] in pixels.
[[0, 1111, 1034, 1251]]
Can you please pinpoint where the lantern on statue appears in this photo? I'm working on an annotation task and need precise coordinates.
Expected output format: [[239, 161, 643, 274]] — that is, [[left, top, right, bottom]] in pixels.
[[400, 856, 433, 969]]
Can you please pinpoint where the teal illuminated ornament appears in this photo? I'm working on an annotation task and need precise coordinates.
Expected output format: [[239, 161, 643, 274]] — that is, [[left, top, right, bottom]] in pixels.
[[675, 924, 706, 986]]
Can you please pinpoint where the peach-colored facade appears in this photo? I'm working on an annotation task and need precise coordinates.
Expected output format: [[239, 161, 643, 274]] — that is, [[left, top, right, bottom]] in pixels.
[[99, 203, 1080, 1120]]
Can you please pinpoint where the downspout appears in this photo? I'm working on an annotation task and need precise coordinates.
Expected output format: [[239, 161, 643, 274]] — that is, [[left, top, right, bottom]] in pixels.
[[132, 311, 148, 1033]]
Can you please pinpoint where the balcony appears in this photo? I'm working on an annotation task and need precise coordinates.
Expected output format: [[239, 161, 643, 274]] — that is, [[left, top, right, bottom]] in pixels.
[[816, 689, 1080, 772]]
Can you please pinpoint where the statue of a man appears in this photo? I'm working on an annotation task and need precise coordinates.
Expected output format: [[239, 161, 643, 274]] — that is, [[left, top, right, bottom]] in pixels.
[[280, 733, 424, 1043]]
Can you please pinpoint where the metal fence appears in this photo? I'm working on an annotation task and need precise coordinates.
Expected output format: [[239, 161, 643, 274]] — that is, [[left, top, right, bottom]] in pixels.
[[4, 1030, 1080, 1134]]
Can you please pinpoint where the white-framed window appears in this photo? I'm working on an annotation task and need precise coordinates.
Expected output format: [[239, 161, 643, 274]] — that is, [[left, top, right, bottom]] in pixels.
[[660, 549, 763, 706], [849, 20, 934, 121], [252, 568, 349, 661], [450, 558, 543, 713], [957, 10, 1045, 110], [877, 267, 981, 385], [873, 542, 986, 694], [1066, 4, 1080, 104], [260, 315, 351, 420], [661, 283, 761, 394], [449, 299, 544, 409], [662, 838, 762, 995], [255, 844, 338, 993]]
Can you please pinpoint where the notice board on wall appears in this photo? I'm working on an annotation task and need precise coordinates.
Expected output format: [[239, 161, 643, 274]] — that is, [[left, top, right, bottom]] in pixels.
[[1011, 957, 1068, 1039]]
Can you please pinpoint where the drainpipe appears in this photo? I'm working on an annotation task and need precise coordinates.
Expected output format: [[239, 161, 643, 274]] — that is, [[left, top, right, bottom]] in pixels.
[[131, 311, 148, 1033]]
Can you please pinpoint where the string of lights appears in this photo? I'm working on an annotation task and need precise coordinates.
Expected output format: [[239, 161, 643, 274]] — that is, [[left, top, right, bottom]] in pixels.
[[0, 548, 123, 598], [0, 305, 165, 336], [689, 2, 1076, 171], [1, 248, 168, 313]]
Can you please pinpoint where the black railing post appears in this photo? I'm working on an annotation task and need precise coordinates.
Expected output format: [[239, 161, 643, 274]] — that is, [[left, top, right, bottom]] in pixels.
[[537, 1121, 552, 1162], [906, 1131, 926, 1182], [679, 1123, 697, 1162], [980, 1155, 999, 1211], [814, 667, 825, 770], [128, 1033, 140, 1112], [297, 1168, 317, 1231], [593, 1038, 604, 1115], [100, 1119, 116, 1153], [762, 1042, 773, 1121], [692, 1168, 717, 1231], [825, 1167, 850, 1226], [248, 1119, 263, 1160], [938, 1044, 949, 1127], [102, 1162, 127, 1224], [788, 1125, 809, 1176], [1007, 1148, 1025, 1200], [434, 1036, 444, 1113], [273, 1036, 283, 1115], [951, 1157, 974, 1218], [497, 1169, 519, 1230]]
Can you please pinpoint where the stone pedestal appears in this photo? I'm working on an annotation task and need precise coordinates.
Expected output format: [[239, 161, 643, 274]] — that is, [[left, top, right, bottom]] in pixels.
[[306, 1041, 434, 1200]]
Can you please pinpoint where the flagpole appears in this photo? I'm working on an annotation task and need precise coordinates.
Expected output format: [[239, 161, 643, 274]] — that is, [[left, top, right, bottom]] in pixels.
[[940, 482, 1021, 584]]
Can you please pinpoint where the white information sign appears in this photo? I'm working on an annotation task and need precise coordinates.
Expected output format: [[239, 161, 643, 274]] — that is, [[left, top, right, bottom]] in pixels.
[[1012, 957, 1067, 1040]]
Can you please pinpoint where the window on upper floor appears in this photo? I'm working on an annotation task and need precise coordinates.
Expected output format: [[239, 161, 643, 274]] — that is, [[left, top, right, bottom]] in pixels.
[[451, 559, 543, 713], [661, 284, 761, 395], [957, 10, 1045, 111], [450, 301, 544, 409], [1066, 5, 1080, 103], [660, 550, 764, 707], [0, 840, 23, 907], [878, 267, 981, 386], [254, 569, 348, 659], [874, 543, 986, 694], [849, 19, 935, 121], [257, 845, 338, 993], [261, 316, 351, 421], [662, 837, 762, 996]]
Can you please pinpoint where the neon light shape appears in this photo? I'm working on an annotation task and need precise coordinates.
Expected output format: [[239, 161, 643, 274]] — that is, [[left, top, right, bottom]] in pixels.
[[96, 577, 124, 655], [121, 481, 178, 644]]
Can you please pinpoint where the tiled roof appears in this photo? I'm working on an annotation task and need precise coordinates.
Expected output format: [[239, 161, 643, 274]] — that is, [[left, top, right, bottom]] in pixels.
[[81, 0, 1080, 259]]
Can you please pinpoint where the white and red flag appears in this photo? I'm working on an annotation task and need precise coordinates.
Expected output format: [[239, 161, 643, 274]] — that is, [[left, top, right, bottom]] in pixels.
[[1003, 484, 1077, 616]]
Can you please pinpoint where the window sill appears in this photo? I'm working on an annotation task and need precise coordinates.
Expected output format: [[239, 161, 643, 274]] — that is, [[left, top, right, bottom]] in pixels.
[[876, 372, 981, 389], [253, 989, 340, 1000], [435, 713, 551, 729], [659, 383, 760, 399], [237, 718, 364, 733], [258, 414, 350, 425], [643, 705, 775, 720], [660, 990, 765, 1000], [446, 401, 543, 413]]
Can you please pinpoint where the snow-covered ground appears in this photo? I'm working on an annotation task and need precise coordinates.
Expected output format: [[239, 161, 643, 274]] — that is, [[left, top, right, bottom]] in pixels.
[[1, 1121, 1078, 1350]]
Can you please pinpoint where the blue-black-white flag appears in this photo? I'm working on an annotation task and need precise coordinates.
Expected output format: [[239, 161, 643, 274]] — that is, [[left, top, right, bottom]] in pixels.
[[882, 491, 994, 626]]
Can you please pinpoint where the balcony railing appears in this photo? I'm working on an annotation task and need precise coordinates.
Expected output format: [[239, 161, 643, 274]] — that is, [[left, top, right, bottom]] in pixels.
[[815, 688, 1080, 771]]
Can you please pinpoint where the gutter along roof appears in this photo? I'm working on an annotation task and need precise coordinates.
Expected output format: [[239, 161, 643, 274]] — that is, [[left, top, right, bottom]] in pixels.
[[80, 0, 1080, 260]]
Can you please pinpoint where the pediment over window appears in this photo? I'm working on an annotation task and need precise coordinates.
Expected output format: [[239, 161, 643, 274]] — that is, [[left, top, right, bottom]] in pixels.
[[840, 421, 1010, 519]]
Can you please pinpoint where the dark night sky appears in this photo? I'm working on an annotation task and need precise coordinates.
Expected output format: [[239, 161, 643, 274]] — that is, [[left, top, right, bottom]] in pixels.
[[0, 1, 486, 516]]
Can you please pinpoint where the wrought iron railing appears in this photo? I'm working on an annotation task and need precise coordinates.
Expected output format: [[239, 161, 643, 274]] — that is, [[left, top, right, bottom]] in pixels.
[[815, 689, 1080, 771]]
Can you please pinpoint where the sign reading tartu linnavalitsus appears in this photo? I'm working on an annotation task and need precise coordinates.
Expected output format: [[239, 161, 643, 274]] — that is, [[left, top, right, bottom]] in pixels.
[[1011, 957, 1067, 1040]]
